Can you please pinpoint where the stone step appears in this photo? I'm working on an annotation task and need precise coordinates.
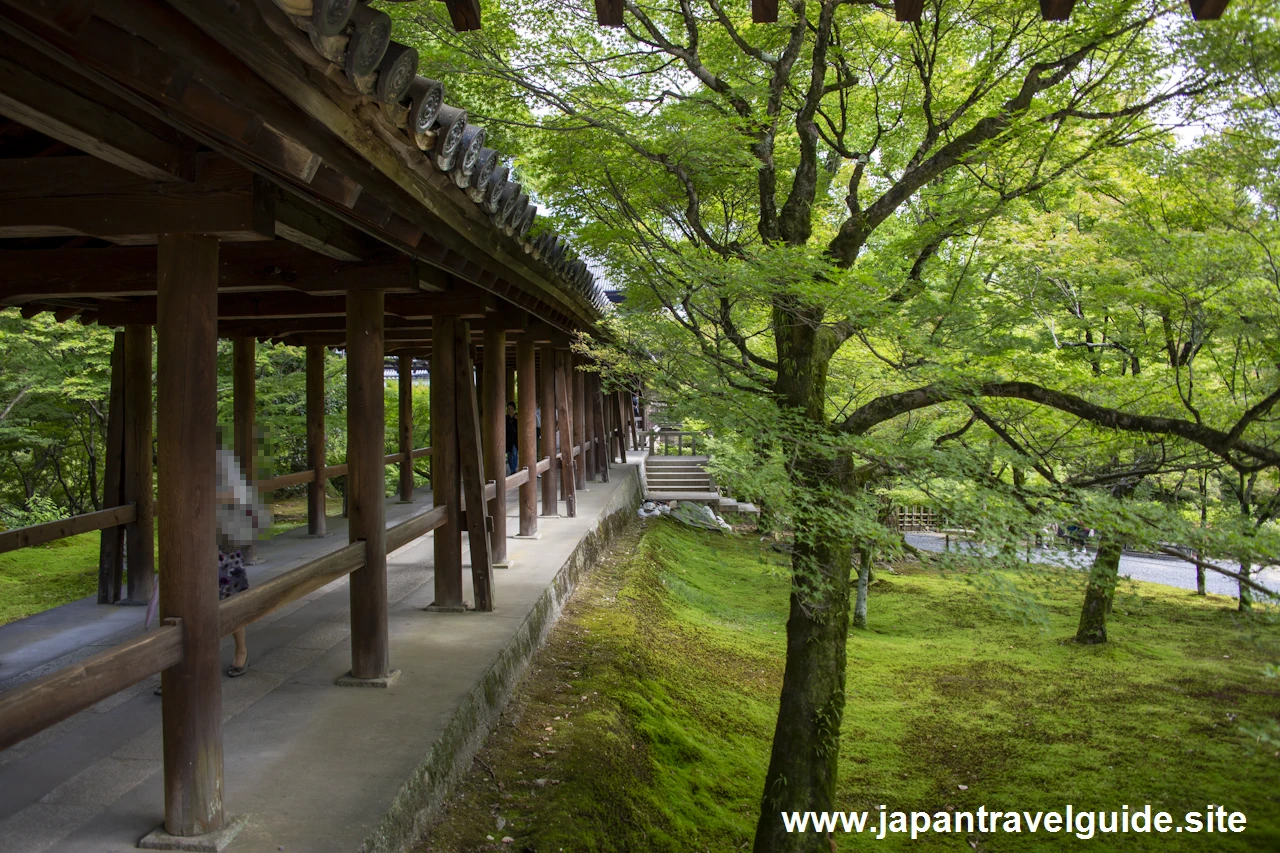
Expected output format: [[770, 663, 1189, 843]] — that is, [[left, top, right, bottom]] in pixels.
[[643, 490, 721, 502]]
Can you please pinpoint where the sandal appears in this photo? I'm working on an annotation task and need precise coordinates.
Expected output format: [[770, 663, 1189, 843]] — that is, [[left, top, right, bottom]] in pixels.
[[227, 657, 249, 678]]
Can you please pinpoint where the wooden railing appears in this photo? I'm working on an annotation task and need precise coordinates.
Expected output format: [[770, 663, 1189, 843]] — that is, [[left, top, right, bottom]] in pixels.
[[0, 504, 137, 555], [0, 618, 184, 751], [647, 430, 704, 456], [257, 446, 432, 492], [0, 447, 433, 557], [0, 448, 562, 751]]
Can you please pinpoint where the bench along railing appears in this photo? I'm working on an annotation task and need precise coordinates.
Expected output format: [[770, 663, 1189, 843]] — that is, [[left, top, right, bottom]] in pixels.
[[647, 430, 704, 456], [0, 504, 138, 555]]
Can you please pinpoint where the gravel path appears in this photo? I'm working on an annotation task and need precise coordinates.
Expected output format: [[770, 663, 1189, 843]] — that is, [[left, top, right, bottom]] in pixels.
[[904, 531, 1280, 599]]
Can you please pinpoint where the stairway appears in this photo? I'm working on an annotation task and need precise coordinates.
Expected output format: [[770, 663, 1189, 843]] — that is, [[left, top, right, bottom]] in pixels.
[[642, 454, 759, 515]]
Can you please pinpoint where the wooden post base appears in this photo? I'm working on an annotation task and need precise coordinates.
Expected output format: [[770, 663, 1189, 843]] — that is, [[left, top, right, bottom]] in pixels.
[[138, 815, 248, 852], [423, 602, 472, 613], [334, 669, 402, 688]]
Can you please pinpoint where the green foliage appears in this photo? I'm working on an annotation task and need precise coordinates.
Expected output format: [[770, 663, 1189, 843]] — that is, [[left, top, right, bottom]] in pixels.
[[425, 520, 1280, 851]]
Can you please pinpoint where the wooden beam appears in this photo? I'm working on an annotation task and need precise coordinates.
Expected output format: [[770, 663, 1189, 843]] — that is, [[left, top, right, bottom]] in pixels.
[[539, 343, 557, 514], [98, 331, 125, 602], [1188, 0, 1230, 19], [752, 0, 778, 24], [345, 289, 391, 680], [594, 0, 623, 26], [572, 357, 586, 491], [1038, 0, 1076, 20], [442, 0, 482, 32], [431, 315, 464, 608], [895, 0, 923, 23], [0, 504, 136, 555], [516, 338, 537, 536], [454, 321, 494, 610], [0, 157, 274, 242], [0, 620, 183, 753], [398, 352, 415, 503], [122, 324, 154, 603], [233, 336, 257, 564], [482, 330, 507, 566], [594, 376, 609, 482], [554, 350, 576, 517], [306, 344, 327, 536], [582, 369, 595, 483], [0, 34, 193, 181], [219, 542, 364, 638], [155, 232, 224, 837], [0, 242, 420, 302]]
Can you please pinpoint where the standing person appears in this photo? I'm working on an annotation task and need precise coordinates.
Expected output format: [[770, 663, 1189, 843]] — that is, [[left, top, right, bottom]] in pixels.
[[156, 445, 268, 696], [215, 445, 269, 677], [505, 402, 519, 474]]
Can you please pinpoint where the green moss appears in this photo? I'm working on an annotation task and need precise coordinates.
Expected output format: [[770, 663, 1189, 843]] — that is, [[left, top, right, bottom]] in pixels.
[[421, 520, 1280, 852], [0, 532, 100, 625]]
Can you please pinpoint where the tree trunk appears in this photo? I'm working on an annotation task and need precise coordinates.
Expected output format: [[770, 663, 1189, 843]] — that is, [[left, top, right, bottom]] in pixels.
[[1238, 561, 1253, 611], [852, 545, 871, 630], [1076, 536, 1123, 644], [754, 300, 853, 853]]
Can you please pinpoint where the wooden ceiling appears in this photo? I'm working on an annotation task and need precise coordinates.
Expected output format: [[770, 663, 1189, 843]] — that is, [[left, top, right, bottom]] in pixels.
[[0, 0, 607, 348]]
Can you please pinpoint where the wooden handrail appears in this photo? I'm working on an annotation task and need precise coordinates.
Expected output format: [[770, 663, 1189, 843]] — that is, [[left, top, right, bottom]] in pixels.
[[535, 457, 552, 475], [220, 541, 366, 637], [0, 619, 183, 751], [0, 504, 137, 555], [386, 504, 449, 553], [259, 447, 431, 492], [506, 468, 530, 491]]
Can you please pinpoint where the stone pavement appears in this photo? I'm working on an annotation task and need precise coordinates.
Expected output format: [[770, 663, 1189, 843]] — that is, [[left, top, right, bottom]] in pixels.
[[0, 464, 641, 853]]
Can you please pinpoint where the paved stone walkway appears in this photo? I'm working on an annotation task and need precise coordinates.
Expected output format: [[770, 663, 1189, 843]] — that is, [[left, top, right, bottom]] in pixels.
[[0, 466, 640, 853]]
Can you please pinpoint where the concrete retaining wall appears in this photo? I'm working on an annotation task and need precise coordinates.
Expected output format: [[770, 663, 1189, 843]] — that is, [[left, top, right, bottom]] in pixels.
[[362, 466, 643, 853]]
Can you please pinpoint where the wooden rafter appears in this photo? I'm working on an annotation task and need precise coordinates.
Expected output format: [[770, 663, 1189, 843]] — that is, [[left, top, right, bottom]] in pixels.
[[1039, 0, 1076, 21], [895, 0, 923, 23], [1188, 0, 1230, 19], [442, 0, 482, 32], [752, 0, 778, 24], [595, 0, 623, 27]]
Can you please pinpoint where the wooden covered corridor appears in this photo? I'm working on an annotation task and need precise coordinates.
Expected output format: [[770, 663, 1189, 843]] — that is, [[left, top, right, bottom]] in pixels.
[[0, 0, 641, 848]]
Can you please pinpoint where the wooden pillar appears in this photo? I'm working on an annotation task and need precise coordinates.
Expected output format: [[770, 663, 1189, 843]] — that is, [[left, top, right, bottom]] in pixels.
[[123, 323, 154, 603], [306, 345, 327, 536], [398, 353, 414, 503], [431, 317, 464, 608], [506, 362, 516, 407], [232, 336, 256, 564], [573, 361, 586, 490], [156, 234, 223, 837], [482, 331, 508, 566], [98, 331, 125, 604], [628, 388, 640, 450], [594, 377, 609, 481], [538, 343, 557, 515], [582, 370, 595, 483], [554, 350, 576, 517], [345, 291, 390, 681], [516, 338, 538, 536], [615, 391, 629, 464], [456, 326, 494, 610]]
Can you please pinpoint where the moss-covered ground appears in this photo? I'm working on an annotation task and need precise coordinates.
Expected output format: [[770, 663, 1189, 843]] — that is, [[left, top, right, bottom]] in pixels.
[[0, 532, 100, 625], [419, 518, 1279, 852]]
